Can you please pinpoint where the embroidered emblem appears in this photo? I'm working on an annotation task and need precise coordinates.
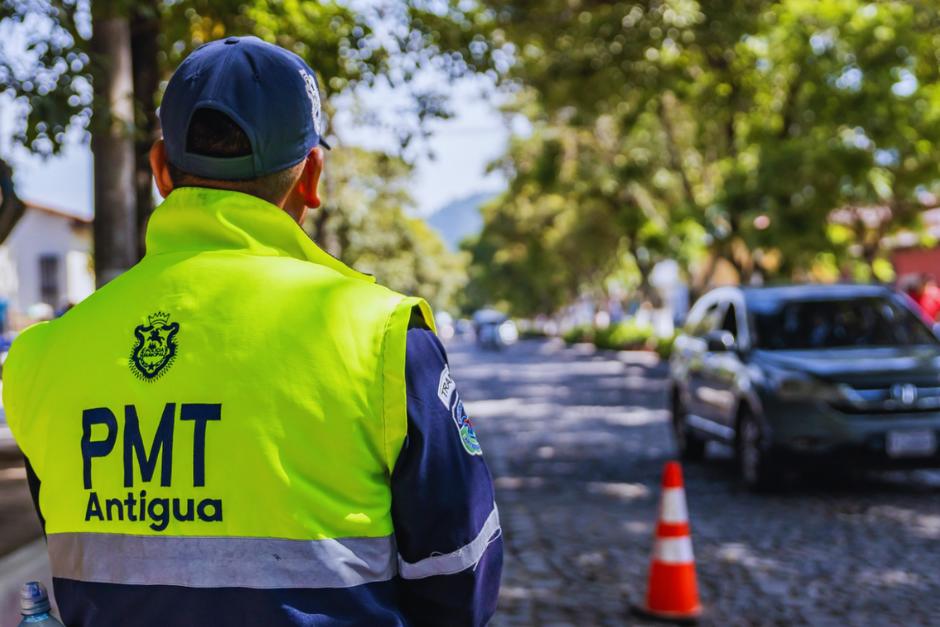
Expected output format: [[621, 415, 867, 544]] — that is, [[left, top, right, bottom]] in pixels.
[[453, 398, 483, 456], [299, 69, 323, 135], [129, 312, 180, 381]]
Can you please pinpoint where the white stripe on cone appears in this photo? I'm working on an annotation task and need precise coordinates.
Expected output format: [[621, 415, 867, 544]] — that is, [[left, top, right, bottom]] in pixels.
[[654, 536, 695, 564], [660, 487, 689, 523]]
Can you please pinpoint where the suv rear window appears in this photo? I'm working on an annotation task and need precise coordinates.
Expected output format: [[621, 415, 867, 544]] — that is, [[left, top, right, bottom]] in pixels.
[[751, 296, 938, 350]]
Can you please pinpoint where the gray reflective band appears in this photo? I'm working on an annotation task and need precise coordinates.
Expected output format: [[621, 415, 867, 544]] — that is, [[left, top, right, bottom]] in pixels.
[[47, 533, 397, 589], [398, 505, 501, 580]]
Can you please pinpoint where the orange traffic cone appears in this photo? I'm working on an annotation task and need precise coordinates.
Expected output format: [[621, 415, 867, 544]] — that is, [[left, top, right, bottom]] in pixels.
[[633, 461, 702, 623]]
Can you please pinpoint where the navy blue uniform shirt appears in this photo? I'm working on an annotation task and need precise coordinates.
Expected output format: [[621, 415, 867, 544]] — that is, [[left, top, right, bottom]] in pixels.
[[393, 327, 503, 626]]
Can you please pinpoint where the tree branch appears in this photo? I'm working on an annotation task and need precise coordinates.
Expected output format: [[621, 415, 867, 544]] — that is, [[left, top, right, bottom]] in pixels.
[[657, 92, 699, 211]]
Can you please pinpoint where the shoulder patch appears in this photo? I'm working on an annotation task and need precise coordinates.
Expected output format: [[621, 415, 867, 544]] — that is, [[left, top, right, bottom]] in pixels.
[[452, 397, 483, 456], [437, 365, 455, 408]]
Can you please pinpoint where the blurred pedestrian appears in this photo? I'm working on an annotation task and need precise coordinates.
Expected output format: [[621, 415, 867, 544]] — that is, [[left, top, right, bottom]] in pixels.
[[4, 36, 501, 627], [902, 273, 940, 323], [920, 275, 940, 322]]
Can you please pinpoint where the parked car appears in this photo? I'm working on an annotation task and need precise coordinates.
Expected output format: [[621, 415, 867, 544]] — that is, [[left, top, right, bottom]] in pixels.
[[473, 309, 518, 350], [669, 284, 940, 489]]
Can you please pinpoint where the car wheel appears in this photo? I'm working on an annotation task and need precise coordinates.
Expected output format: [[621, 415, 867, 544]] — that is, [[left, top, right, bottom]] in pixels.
[[672, 392, 706, 461], [737, 409, 779, 491]]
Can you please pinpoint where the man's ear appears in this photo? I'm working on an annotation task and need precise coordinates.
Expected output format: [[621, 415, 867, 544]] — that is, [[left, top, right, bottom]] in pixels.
[[150, 139, 175, 198], [297, 147, 324, 209]]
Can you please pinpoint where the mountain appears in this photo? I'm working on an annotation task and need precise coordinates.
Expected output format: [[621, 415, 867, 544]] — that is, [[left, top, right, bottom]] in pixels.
[[426, 192, 495, 251]]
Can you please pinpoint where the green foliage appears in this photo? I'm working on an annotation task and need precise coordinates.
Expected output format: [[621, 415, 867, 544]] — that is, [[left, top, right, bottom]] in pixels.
[[561, 324, 593, 345], [309, 147, 466, 312], [463, 106, 703, 316], [602, 321, 656, 350], [0, 1, 470, 155], [518, 327, 549, 340], [160, 0, 381, 92], [562, 320, 657, 350], [429, 0, 940, 315], [560, 320, 674, 357], [0, 0, 90, 154], [1, 1, 470, 304], [654, 333, 678, 360]]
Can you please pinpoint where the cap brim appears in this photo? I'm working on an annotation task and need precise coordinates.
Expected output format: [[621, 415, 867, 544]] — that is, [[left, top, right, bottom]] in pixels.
[[319, 137, 332, 151]]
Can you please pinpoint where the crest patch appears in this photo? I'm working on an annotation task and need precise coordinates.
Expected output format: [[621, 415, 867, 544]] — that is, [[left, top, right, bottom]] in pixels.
[[452, 398, 483, 456], [130, 312, 180, 381]]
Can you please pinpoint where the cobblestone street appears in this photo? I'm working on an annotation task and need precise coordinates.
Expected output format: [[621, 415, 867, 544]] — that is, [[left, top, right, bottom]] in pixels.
[[449, 338, 940, 627]]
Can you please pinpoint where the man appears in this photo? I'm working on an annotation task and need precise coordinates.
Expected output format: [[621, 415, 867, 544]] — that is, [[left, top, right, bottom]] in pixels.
[[4, 36, 501, 626], [917, 275, 940, 323], [902, 273, 940, 324]]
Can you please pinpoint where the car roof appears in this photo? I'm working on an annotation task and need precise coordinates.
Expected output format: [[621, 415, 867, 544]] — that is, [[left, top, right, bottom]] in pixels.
[[740, 283, 894, 305]]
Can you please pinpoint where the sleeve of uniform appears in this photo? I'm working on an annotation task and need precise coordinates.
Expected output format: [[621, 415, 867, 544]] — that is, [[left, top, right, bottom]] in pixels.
[[392, 328, 503, 627]]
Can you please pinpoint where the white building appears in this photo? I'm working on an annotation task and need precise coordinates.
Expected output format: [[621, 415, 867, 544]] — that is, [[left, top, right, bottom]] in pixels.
[[0, 200, 95, 328]]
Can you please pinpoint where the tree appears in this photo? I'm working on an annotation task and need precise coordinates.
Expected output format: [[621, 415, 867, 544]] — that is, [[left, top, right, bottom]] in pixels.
[[309, 146, 465, 312], [1, 0, 477, 286], [0, 157, 25, 242], [463, 105, 703, 316], [0, 0, 89, 246], [423, 0, 940, 314], [130, 0, 160, 259], [89, 1, 136, 286]]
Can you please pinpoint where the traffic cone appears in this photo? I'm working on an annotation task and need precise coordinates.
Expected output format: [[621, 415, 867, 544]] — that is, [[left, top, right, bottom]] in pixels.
[[632, 461, 701, 623]]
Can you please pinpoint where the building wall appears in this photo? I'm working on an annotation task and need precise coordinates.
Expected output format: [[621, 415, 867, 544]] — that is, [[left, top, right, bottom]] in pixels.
[[0, 208, 94, 319], [893, 247, 940, 279]]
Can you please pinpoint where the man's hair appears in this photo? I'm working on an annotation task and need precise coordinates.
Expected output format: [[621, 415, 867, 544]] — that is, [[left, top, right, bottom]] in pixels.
[[167, 108, 303, 205]]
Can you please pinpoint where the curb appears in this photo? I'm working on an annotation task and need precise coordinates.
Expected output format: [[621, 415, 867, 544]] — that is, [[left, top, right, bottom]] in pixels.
[[0, 540, 56, 625]]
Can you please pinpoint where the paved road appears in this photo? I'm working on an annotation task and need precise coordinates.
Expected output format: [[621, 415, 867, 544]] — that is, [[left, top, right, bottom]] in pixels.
[[448, 338, 940, 627], [2, 338, 939, 626]]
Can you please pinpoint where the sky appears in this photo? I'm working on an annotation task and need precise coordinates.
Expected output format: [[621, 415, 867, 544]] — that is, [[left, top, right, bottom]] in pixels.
[[0, 74, 511, 219]]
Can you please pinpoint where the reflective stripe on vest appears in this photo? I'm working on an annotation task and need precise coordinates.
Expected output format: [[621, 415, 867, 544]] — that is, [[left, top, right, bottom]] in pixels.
[[48, 533, 397, 589]]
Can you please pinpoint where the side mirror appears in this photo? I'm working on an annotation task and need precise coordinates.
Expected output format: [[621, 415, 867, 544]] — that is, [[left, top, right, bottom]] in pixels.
[[705, 330, 736, 352]]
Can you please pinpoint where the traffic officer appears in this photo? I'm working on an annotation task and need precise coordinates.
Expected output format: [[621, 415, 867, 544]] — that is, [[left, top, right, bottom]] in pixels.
[[4, 36, 502, 626]]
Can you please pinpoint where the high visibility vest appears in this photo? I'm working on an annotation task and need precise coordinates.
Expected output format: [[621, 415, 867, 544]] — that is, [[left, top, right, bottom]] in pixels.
[[4, 187, 434, 593]]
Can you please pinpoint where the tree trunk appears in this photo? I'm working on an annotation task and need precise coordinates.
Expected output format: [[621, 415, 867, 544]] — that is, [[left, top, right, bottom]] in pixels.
[[0, 158, 26, 244], [692, 247, 720, 298], [131, 0, 161, 259], [90, 7, 137, 287]]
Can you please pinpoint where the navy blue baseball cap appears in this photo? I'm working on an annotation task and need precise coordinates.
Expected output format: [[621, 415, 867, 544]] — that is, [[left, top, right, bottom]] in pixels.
[[159, 36, 330, 181]]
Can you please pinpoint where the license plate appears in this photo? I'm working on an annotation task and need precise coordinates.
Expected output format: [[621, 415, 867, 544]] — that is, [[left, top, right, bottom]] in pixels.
[[886, 430, 937, 458]]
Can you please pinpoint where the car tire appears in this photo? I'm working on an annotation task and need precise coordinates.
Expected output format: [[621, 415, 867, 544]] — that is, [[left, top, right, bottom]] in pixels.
[[672, 391, 706, 462], [736, 409, 779, 491]]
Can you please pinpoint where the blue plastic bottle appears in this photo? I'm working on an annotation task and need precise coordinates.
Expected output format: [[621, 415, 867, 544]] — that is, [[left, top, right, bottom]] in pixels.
[[17, 581, 65, 626]]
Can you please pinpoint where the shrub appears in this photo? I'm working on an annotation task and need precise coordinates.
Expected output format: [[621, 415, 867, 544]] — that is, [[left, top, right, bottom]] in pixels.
[[562, 324, 593, 344], [563, 321, 675, 358], [654, 333, 678, 360], [519, 328, 549, 340], [604, 321, 654, 349]]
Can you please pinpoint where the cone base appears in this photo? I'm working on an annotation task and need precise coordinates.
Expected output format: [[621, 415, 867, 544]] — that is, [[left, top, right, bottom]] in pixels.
[[645, 561, 700, 617], [630, 603, 701, 625]]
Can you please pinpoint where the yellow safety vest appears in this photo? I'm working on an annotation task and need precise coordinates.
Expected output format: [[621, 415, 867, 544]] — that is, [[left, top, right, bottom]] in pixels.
[[3, 187, 434, 589]]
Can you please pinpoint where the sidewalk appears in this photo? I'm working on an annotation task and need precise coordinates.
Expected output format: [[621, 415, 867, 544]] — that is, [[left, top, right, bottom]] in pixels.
[[0, 540, 56, 625], [0, 443, 47, 625], [0, 425, 14, 453]]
